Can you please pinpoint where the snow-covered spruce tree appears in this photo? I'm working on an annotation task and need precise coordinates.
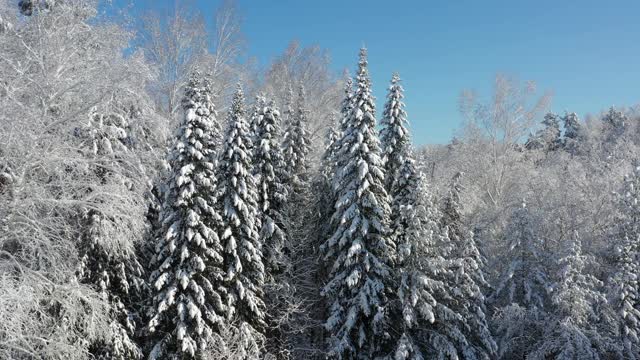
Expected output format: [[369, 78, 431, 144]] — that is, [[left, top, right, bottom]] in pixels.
[[282, 84, 295, 135], [217, 84, 266, 358], [249, 94, 267, 158], [252, 99, 291, 358], [76, 209, 147, 360], [602, 106, 627, 140], [74, 104, 152, 359], [289, 116, 341, 357], [253, 99, 289, 278], [562, 112, 584, 155], [491, 200, 550, 309], [606, 164, 640, 359], [281, 83, 311, 194], [393, 160, 482, 359], [380, 73, 410, 192], [608, 233, 640, 360], [382, 85, 414, 265], [316, 78, 352, 288], [147, 74, 227, 359], [320, 48, 395, 359], [525, 112, 562, 152], [490, 201, 551, 358], [439, 172, 497, 359], [201, 75, 223, 151], [330, 77, 354, 180], [529, 232, 616, 360], [618, 164, 640, 240]]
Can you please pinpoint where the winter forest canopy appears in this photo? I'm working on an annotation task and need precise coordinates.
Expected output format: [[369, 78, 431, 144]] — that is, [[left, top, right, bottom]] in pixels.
[[1, 1, 640, 359]]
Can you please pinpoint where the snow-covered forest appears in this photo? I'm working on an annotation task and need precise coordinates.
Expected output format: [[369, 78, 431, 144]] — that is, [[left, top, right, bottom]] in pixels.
[[1, 1, 640, 359]]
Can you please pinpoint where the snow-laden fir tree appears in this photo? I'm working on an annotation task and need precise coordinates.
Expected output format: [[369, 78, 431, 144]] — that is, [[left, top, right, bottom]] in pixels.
[[216, 84, 266, 357], [253, 99, 289, 278], [491, 200, 551, 309], [76, 205, 146, 360], [317, 78, 352, 279], [330, 77, 354, 182], [618, 164, 640, 239], [439, 173, 497, 359], [608, 233, 640, 360], [147, 74, 227, 359], [248, 94, 267, 160], [313, 114, 342, 250], [529, 232, 615, 360], [525, 112, 562, 152], [201, 75, 223, 150], [602, 107, 627, 140], [380, 73, 413, 264], [281, 83, 311, 194], [322, 113, 341, 178], [251, 99, 292, 358], [380, 73, 410, 192], [607, 164, 640, 359], [562, 112, 584, 154], [320, 48, 395, 359], [282, 84, 295, 135], [393, 158, 449, 360], [73, 103, 153, 359], [490, 201, 551, 358]]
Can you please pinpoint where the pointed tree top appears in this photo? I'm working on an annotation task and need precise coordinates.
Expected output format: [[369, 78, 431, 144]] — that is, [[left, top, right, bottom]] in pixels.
[[343, 76, 353, 93], [358, 47, 368, 68], [255, 93, 267, 106], [230, 84, 246, 115]]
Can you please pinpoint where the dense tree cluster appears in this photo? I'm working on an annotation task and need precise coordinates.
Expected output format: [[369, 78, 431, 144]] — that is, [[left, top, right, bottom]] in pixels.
[[2, 1, 640, 359]]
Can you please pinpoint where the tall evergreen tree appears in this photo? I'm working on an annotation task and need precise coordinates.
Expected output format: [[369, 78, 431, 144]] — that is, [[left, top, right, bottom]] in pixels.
[[147, 74, 226, 359], [608, 234, 640, 360], [282, 84, 295, 136], [252, 99, 292, 357], [393, 159, 454, 359], [320, 48, 394, 359], [253, 100, 289, 278], [490, 201, 551, 358], [440, 173, 497, 359], [380, 73, 410, 191], [602, 107, 627, 139], [77, 208, 146, 360], [562, 112, 584, 154], [74, 104, 148, 360], [339, 76, 354, 132], [530, 232, 613, 360], [201, 75, 223, 150], [491, 201, 551, 309], [314, 115, 342, 250], [608, 164, 640, 359], [326, 76, 354, 203], [282, 83, 311, 194], [217, 85, 266, 357], [525, 113, 562, 152], [248, 94, 267, 160]]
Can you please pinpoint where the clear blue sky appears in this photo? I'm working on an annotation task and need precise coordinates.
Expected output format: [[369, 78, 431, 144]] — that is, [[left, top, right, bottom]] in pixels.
[[108, 0, 640, 145]]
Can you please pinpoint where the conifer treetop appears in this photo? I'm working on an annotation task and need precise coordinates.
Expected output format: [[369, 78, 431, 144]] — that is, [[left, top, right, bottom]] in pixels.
[[380, 72, 410, 190]]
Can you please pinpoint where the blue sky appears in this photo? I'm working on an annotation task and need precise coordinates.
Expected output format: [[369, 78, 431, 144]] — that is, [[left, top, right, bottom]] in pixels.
[[108, 0, 640, 144]]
